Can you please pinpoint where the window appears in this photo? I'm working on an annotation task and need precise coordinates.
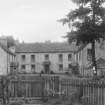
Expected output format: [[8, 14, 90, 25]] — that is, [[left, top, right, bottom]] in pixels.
[[59, 64, 63, 71], [31, 55, 35, 62], [87, 49, 92, 61], [21, 55, 26, 61], [45, 54, 49, 60], [58, 54, 63, 62], [21, 65, 26, 70], [78, 52, 81, 61], [76, 54, 78, 62], [31, 64, 35, 72], [68, 54, 72, 61], [68, 64, 72, 69]]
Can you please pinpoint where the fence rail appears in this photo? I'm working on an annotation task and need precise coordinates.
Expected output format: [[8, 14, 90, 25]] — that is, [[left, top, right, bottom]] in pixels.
[[0, 75, 105, 105], [60, 78, 105, 105]]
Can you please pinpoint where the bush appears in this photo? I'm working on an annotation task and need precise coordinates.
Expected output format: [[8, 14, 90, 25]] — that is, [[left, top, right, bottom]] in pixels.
[[50, 71, 54, 74], [65, 72, 69, 75], [41, 71, 44, 74]]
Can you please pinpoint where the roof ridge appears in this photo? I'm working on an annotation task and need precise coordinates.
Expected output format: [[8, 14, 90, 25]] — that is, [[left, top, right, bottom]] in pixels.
[[16, 42, 78, 53]]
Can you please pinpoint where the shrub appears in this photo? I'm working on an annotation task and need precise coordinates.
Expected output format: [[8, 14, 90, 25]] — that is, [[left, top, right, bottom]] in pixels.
[[41, 71, 44, 74], [50, 71, 54, 74]]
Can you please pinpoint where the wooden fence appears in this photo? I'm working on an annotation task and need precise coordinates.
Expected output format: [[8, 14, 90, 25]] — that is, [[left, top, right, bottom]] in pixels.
[[0, 75, 105, 105], [8, 75, 60, 99], [60, 78, 105, 105]]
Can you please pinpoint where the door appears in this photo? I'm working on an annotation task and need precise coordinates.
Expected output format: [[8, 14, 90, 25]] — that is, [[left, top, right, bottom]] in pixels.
[[44, 64, 50, 74]]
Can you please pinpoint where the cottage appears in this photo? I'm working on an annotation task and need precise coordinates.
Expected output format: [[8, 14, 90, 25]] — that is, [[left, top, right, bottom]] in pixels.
[[75, 42, 105, 76], [0, 43, 16, 75], [15, 42, 78, 74]]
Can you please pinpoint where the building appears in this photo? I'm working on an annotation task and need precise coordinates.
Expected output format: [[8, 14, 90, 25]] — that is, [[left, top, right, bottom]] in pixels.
[[0, 43, 16, 75], [15, 42, 78, 74], [75, 42, 105, 76]]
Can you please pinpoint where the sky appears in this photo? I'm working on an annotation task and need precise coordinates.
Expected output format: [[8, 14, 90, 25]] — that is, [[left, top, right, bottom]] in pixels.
[[0, 0, 76, 42]]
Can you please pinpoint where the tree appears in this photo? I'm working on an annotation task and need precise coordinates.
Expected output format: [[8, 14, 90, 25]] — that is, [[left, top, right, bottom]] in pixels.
[[59, 0, 105, 76], [6, 36, 16, 48]]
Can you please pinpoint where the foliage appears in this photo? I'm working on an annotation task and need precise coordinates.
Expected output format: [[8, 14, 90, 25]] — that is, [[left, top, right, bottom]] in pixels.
[[6, 36, 16, 48], [59, 0, 105, 75], [50, 71, 55, 74]]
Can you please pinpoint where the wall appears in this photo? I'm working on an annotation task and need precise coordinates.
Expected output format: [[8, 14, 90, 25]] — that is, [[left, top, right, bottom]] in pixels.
[[16, 52, 75, 73], [0, 47, 15, 75], [7, 53, 16, 74], [0, 47, 7, 75], [77, 42, 105, 76]]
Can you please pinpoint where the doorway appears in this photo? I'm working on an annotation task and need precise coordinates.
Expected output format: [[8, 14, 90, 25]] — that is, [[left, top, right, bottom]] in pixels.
[[44, 64, 50, 74]]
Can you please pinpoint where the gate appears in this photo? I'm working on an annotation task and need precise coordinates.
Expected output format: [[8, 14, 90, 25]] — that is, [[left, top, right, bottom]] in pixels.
[[9, 75, 45, 99]]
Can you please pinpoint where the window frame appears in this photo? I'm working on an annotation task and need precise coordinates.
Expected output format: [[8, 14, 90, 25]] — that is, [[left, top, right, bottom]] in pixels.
[[87, 49, 92, 61], [31, 64, 36, 72], [45, 54, 49, 60], [21, 65, 26, 70], [21, 55, 26, 61], [59, 64, 63, 71], [68, 64, 72, 69], [31, 55, 35, 62], [58, 54, 63, 62], [68, 54, 72, 61]]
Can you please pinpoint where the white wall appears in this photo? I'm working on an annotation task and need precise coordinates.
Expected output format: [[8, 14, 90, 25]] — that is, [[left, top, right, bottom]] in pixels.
[[77, 42, 105, 76], [0, 47, 15, 75], [0, 47, 7, 75], [16, 52, 75, 73]]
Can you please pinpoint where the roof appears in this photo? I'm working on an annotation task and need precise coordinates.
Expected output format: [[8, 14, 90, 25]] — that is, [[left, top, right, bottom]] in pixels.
[[74, 44, 87, 53], [16, 42, 79, 53], [0, 43, 15, 56]]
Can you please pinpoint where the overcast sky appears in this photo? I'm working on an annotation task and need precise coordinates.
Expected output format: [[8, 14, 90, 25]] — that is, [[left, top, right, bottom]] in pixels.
[[0, 0, 76, 42]]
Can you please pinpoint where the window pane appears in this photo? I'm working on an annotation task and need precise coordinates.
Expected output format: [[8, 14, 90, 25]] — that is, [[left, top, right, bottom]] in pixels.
[[58, 54, 63, 62], [59, 64, 63, 71], [21, 65, 26, 70], [21, 55, 26, 61], [87, 49, 92, 61], [31, 55, 35, 62], [68, 54, 72, 61], [45, 54, 49, 60], [31, 65, 35, 72], [68, 64, 72, 69]]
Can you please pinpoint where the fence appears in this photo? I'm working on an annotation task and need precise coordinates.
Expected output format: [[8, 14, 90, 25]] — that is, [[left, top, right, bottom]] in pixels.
[[60, 78, 105, 105], [0, 75, 105, 105], [8, 75, 59, 99]]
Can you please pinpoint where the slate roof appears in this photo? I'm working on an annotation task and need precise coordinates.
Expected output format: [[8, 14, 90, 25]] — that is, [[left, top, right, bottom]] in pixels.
[[0, 43, 15, 56], [16, 42, 79, 53]]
